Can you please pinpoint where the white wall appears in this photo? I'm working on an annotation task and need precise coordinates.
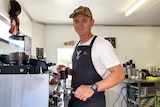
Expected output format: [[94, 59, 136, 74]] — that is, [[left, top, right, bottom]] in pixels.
[[18, 10, 32, 37], [2, 0, 160, 70], [0, 0, 10, 17], [92, 26, 160, 69], [1, 1, 160, 107], [0, 0, 32, 37], [0, 0, 46, 57], [46, 25, 160, 70], [32, 21, 46, 57], [45, 25, 160, 107], [0, 42, 10, 54], [46, 25, 77, 63]]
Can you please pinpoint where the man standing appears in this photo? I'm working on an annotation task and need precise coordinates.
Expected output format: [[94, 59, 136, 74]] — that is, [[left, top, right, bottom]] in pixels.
[[57, 6, 125, 107]]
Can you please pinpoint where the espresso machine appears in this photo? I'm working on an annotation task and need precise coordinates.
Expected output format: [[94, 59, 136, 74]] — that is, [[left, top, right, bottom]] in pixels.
[[0, 35, 53, 74], [0, 35, 30, 73], [49, 67, 72, 107]]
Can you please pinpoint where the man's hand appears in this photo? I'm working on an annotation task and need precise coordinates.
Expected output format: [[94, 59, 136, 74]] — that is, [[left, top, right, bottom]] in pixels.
[[56, 65, 66, 76], [74, 85, 94, 101], [56, 65, 72, 76]]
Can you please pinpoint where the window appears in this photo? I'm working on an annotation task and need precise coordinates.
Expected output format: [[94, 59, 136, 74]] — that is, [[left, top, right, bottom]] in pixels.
[[0, 12, 25, 43], [0, 12, 11, 43], [0, 12, 29, 55], [57, 48, 74, 68], [57, 47, 74, 88]]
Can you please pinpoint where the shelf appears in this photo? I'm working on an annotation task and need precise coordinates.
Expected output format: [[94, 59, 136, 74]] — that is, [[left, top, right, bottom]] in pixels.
[[129, 84, 138, 89], [128, 98, 139, 105], [124, 79, 160, 107], [140, 97, 155, 107]]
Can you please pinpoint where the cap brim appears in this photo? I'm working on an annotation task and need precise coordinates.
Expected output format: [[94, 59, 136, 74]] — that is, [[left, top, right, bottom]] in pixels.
[[69, 12, 91, 18]]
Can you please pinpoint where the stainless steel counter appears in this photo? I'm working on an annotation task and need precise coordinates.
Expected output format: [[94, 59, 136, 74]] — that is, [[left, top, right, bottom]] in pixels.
[[124, 78, 160, 107], [0, 74, 49, 107]]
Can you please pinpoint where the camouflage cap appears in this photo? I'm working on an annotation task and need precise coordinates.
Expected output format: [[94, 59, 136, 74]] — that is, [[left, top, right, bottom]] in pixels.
[[69, 6, 92, 19]]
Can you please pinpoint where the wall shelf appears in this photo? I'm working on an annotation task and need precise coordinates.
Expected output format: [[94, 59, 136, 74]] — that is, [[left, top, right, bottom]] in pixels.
[[124, 79, 160, 107]]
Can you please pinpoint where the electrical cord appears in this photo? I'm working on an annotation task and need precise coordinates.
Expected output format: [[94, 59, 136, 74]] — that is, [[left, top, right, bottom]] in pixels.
[[112, 86, 126, 107], [121, 87, 127, 107]]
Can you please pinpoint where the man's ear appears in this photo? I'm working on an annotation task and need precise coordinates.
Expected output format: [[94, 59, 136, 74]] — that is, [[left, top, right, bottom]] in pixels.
[[91, 19, 95, 27]]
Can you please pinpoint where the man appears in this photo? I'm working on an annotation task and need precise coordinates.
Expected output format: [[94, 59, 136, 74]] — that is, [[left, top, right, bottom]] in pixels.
[[57, 6, 125, 107]]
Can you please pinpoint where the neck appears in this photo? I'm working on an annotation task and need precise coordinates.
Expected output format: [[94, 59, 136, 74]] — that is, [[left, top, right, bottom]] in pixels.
[[79, 33, 93, 44]]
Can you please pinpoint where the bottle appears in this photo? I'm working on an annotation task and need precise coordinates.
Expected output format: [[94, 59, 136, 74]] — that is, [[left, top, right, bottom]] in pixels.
[[132, 63, 136, 76], [53, 93, 58, 107], [127, 62, 131, 79], [129, 59, 133, 76], [60, 67, 68, 89], [123, 63, 128, 78], [60, 67, 68, 80]]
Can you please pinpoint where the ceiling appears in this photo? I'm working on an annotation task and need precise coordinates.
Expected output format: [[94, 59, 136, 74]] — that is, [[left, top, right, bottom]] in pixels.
[[19, 0, 160, 26]]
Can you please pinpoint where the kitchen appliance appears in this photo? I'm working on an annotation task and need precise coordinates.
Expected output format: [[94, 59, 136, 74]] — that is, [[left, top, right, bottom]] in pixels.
[[9, 35, 31, 65], [0, 35, 54, 74], [49, 67, 72, 107]]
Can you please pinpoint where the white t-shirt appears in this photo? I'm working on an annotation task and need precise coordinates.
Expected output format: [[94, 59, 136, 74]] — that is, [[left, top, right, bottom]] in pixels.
[[78, 36, 120, 78]]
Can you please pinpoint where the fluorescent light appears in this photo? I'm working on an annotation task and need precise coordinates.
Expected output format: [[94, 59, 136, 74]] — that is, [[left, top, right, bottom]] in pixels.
[[125, 0, 147, 16]]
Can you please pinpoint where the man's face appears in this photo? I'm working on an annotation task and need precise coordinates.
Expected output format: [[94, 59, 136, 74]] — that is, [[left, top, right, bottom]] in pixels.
[[73, 14, 94, 36]]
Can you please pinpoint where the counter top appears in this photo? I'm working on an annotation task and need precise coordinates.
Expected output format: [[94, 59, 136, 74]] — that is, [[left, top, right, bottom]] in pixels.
[[124, 78, 160, 83], [0, 74, 49, 107]]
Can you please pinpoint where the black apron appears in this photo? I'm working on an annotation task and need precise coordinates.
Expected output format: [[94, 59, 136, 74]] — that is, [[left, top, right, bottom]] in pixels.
[[68, 36, 106, 107]]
